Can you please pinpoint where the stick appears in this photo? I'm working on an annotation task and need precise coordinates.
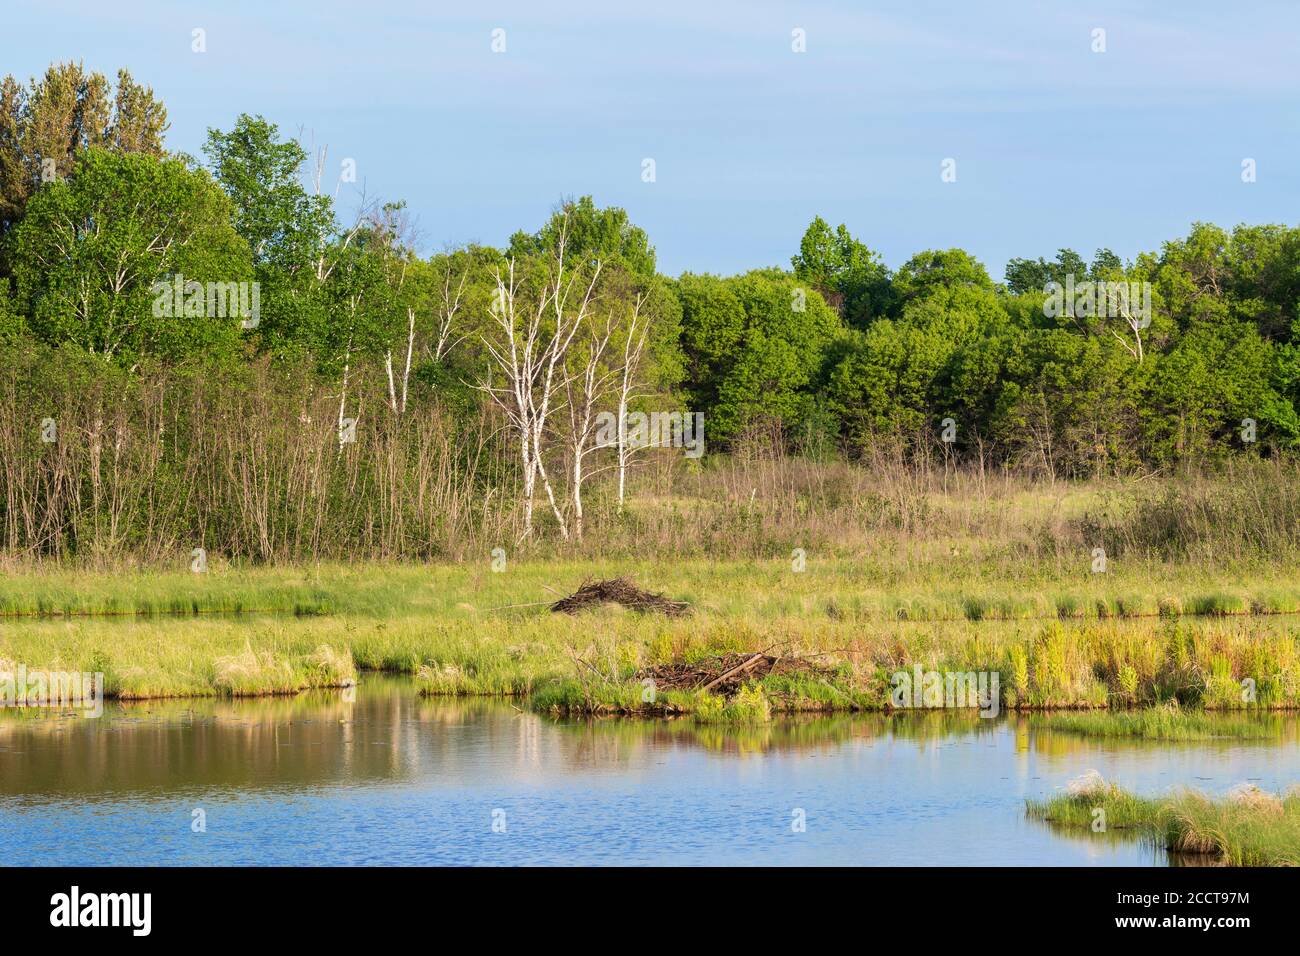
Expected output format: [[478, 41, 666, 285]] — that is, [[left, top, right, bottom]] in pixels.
[[484, 600, 553, 612], [701, 653, 768, 691]]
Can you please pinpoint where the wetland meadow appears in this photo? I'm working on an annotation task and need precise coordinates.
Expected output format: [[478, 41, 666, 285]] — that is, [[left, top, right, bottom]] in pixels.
[[5, 468, 1300, 866]]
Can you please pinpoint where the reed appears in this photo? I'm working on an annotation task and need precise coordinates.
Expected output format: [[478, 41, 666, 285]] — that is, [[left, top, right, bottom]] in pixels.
[[1030, 704, 1283, 740], [10, 344, 1300, 570], [1028, 778, 1300, 866]]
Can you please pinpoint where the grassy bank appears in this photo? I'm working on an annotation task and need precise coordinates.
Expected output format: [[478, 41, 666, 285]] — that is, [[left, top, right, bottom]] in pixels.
[[4, 466, 1300, 710], [1030, 704, 1285, 740], [1027, 777, 1300, 866], [4, 558, 1300, 711]]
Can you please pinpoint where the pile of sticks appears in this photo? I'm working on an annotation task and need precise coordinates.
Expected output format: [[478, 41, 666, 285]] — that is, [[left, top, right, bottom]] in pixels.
[[638, 652, 834, 697], [549, 577, 690, 617]]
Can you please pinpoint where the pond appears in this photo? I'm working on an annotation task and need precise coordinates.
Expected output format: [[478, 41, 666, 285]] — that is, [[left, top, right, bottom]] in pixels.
[[1, 675, 1295, 865]]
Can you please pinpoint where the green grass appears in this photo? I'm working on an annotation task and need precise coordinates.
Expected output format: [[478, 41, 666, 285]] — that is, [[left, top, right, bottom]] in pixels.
[[527, 680, 778, 722], [1028, 778, 1300, 866], [0, 565, 336, 618], [0, 619, 356, 699], [8, 553, 1300, 625], [1186, 591, 1251, 617], [3, 558, 1300, 710], [1026, 779, 1160, 830], [1031, 704, 1284, 740], [1157, 789, 1300, 865]]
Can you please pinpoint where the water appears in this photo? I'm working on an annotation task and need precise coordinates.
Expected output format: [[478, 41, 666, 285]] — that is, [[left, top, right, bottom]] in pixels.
[[1, 675, 1296, 865]]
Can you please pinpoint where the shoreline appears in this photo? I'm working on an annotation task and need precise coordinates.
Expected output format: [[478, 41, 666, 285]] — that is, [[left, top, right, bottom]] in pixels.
[[7, 665, 1300, 716]]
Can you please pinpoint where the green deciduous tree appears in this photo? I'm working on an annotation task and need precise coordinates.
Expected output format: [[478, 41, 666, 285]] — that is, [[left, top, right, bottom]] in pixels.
[[0, 63, 166, 242], [791, 216, 893, 327], [827, 259, 1018, 453], [203, 114, 338, 364], [509, 195, 656, 280], [679, 268, 841, 444], [10, 148, 251, 365], [1144, 321, 1291, 461]]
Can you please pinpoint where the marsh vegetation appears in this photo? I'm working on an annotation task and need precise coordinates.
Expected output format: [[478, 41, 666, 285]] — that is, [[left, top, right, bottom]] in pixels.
[[1027, 775, 1300, 866]]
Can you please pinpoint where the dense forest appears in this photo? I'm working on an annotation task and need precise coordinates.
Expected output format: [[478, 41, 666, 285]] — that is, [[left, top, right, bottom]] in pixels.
[[3, 62, 1299, 561]]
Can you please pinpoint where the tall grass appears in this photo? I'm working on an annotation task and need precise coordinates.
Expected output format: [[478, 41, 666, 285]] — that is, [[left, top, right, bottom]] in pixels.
[[10, 344, 1300, 569], [1078, 460, 1300, 564], [1031, 704, 1283, 740], [1028, 778, 1300, 866], [1157, 788, 1300, 866], [5, 564, 1300, 709]]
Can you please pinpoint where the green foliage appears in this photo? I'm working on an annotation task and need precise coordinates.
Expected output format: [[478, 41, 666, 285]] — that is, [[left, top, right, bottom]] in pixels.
[[1143, 320, 1285, 460], [10, 148, 252, 364], [1004, 247, 1117, 295], [3, 59, 1300, 474], [0, 281, 24, 344], [203, 114, 343, 366], [203, 114, 332, 272], [677, 268, 842, 442], [508, 195, 656, 279], [791, 216, 893, 326], [503, 196, 684, 411], [893, 247, 993, 301], [827, 272, 1017, 448], [0, 62, 167, 240]]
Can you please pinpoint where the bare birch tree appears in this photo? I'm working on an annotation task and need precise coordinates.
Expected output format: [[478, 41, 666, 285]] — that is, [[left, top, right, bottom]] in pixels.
[[478, 226, 598, 541], [563, 310, 619, 539], [1109, 289, 1150, 365], [613, 294, 650, 513], [383, 252, 474, 416], [432, 254, 472, 363]]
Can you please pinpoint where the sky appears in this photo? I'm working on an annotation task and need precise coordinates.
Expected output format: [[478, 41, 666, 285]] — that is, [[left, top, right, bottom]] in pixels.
[[5, 1, 1300, 278]]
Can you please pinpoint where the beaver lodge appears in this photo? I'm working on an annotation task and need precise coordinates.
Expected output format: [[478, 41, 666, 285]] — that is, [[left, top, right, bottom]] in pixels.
[[549, 577, 690, 617]]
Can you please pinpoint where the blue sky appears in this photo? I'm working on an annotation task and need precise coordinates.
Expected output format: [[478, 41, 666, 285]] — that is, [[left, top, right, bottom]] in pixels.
[[5, 1, 1299, 277]]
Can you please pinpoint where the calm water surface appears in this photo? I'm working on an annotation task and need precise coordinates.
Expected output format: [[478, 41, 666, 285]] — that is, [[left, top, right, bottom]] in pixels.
[[1, 676, 1296, 865]]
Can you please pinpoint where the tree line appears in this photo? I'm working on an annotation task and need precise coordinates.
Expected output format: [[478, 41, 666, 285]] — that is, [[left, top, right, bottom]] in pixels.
[[2, 63, 1298, 556]]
